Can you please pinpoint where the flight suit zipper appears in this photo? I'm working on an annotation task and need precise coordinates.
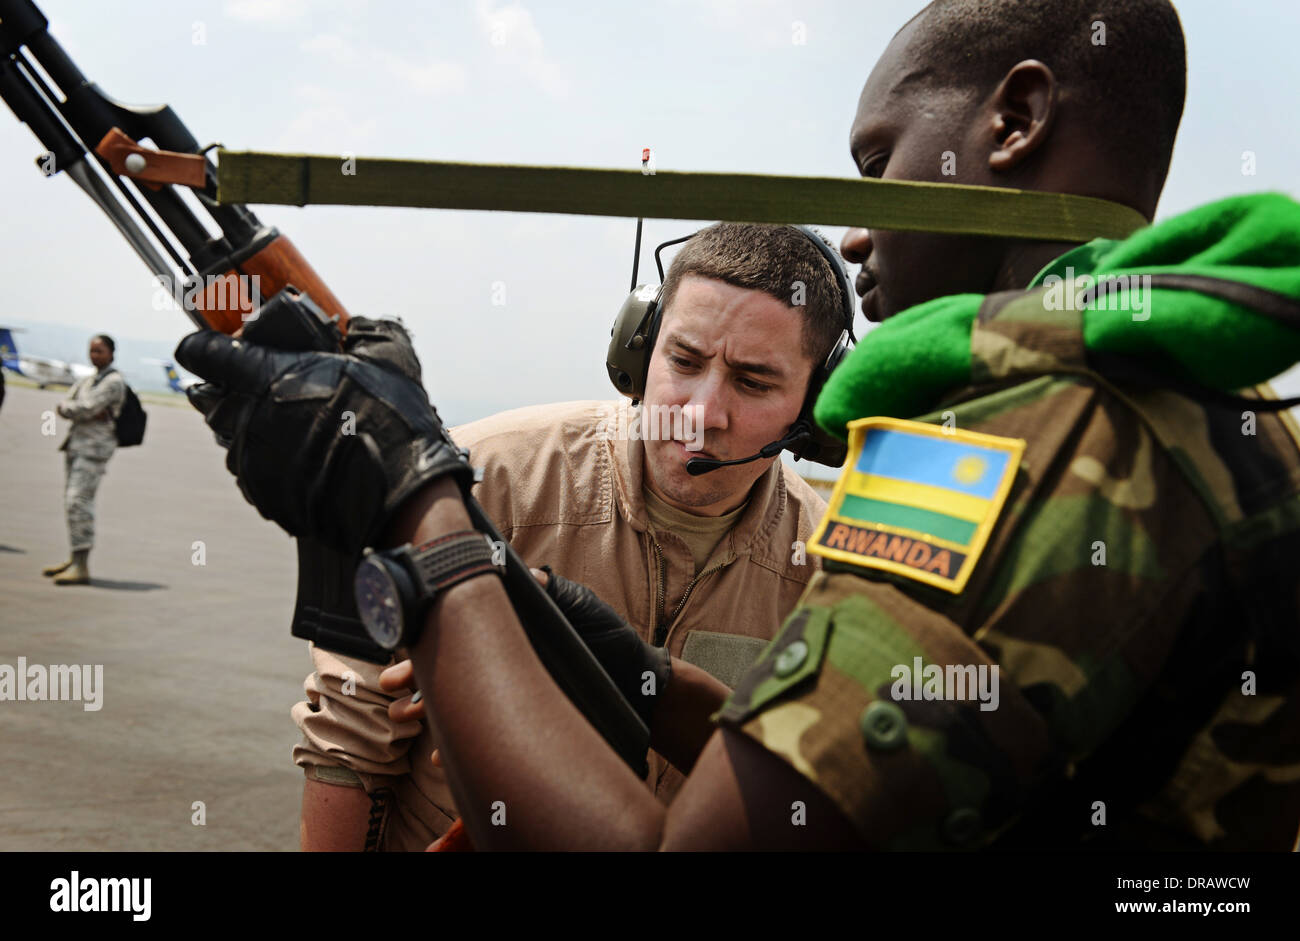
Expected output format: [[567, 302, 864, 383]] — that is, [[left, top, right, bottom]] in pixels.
[[648, 530, 726, 648], [660, 561, 725, 650], [649, 533, 668, 646]]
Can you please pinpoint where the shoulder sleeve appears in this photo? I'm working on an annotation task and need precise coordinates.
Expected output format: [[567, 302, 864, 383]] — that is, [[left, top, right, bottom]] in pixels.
[[450, 401, 613, 537], [291, 646, 423, 785], [716, 571, 1054, 850], [720, 375, 1225, 849], [105, 373, 126, 416]]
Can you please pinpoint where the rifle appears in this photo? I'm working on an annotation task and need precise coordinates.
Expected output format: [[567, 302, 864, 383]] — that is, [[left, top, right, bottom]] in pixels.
[[0, 0, 649, 793]]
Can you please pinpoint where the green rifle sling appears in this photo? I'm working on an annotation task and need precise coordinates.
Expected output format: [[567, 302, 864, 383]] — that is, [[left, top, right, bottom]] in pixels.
[[217, 151, 1149, 243]]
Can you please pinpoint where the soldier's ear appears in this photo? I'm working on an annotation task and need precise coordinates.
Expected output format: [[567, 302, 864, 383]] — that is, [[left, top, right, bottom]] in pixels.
[[987, 60, 1058, 174]]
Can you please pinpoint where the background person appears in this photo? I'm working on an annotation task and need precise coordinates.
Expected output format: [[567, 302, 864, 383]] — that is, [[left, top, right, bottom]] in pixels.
[[43, 334, 125, 586]]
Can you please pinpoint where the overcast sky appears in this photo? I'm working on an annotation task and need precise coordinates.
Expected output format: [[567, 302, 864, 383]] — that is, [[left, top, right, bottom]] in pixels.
[[3, 0, 1298, 437]]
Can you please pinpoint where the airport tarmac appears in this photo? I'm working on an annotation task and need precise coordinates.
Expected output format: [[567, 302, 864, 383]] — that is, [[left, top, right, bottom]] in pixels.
[[1, 382, 309, 850]]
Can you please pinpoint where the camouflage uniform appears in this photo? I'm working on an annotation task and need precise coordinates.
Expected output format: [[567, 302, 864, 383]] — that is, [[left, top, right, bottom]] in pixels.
[[58, 368, 125, 552], [718, 196, 1300, 850]]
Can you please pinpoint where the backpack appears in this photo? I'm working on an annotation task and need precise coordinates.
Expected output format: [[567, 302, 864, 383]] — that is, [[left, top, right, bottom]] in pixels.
[[86, 366, 144, 449], [87, 368, 145, 446], [114, 381, 146, 447]]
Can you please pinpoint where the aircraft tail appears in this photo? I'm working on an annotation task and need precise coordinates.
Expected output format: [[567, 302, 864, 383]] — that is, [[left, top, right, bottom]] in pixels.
[[0, 328, 21, 371], [162, 361, 185, 393]]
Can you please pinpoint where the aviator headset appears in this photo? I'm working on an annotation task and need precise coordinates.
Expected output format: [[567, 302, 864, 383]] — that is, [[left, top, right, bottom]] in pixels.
[[606, 224, 857, 471]]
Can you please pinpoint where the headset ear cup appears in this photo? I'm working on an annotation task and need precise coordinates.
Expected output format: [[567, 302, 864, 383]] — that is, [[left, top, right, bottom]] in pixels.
[[793, 419, 849, 467], [785, 226, 856, 468], [606, 286, 662, 401], [639, 305, 662, 397], [790, 334, 851, 467]]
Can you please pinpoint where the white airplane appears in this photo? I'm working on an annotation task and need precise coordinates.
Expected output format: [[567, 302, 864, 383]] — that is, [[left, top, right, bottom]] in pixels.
[[143, 357, 200, 393], [0, 327, 94, 389]]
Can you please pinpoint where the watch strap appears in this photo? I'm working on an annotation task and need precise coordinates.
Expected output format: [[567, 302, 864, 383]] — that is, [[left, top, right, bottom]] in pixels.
[[410, 529, 499, 597]]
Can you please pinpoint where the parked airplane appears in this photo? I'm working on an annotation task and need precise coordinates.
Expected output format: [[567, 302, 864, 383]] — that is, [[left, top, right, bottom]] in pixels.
[[0, 327, 94, 388]]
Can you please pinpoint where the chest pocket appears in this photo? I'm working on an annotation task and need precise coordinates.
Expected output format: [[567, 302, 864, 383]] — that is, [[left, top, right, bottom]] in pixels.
[[679, 631, 771, 689]]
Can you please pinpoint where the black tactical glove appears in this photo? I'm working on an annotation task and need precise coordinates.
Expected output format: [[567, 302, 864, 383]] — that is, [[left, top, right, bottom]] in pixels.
[[175, 328, 472, 555], [341, 315, 425, 380], [541, 568, 671, 729], [289, 317, 431, 663]]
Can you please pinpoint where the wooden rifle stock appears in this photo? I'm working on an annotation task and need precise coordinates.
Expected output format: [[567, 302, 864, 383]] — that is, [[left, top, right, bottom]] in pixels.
[[194, 234, 350, 337]]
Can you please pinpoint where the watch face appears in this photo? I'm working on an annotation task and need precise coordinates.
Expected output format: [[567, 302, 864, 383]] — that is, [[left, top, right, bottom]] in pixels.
[[355, 556, 404, 649]]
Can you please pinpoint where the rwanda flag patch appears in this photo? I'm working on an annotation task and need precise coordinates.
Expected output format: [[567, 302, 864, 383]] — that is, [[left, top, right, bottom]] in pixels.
[[809, 417, 1024, 593]]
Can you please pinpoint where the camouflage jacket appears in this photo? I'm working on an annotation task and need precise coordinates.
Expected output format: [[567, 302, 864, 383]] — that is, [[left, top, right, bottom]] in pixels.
[[59, 367, 125, 461], [718, 195, 1300, 850]]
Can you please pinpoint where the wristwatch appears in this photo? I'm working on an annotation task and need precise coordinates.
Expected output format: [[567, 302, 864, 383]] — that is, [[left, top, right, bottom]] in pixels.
[[353, 529, 500, 651]]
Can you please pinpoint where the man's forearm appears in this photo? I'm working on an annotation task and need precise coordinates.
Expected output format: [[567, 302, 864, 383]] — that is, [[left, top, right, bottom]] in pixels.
[[652, 659, 729, 774], [299, 777, 374, 851], [387, 479, 666, 851]]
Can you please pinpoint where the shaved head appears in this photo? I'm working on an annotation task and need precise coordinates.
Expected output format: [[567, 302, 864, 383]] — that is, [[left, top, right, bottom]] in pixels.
[[839, 0, 1189, 321], [908, 0, 1186, 203]]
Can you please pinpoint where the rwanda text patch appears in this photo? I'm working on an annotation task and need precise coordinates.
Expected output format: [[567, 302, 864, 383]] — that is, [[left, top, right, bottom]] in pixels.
[[809, 417, 1024, 593]]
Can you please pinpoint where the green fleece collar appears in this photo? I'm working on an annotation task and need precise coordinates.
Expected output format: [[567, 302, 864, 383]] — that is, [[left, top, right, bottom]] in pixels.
[[814, 192, 1300, 440]]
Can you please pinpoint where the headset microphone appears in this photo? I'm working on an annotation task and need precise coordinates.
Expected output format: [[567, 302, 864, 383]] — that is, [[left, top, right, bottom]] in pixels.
[[685, 422, 814, 476]]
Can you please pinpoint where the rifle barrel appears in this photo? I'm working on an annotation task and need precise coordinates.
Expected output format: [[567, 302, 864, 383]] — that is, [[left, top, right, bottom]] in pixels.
[[1, 0, 652, 781]]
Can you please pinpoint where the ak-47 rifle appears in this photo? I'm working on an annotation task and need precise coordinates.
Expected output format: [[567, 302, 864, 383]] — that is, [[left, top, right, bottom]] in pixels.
[[0, 0, 649, 789]]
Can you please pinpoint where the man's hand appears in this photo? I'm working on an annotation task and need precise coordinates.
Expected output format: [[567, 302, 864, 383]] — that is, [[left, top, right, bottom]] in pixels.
[[175, 329, 472, 553], [537, 568, 670, 729], [379, 659, 422, 722]]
